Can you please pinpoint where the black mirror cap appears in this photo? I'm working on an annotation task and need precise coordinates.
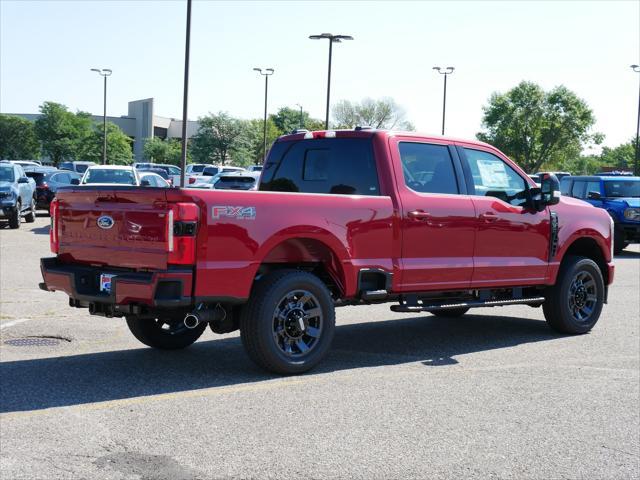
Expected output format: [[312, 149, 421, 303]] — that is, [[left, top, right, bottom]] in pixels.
[[140, 179, 151, 187], [587, 190, 601, 200], [539, 172, 560, 206], [17, 177, 29, 184], [70, 178, 80, 185]]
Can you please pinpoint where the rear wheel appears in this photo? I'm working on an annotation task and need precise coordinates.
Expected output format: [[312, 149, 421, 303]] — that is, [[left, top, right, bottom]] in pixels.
[[240, 270, 335, 374], [126, 316, 206, 350], [24, 198, 36, 223], [431, 307, 470, 318], [8, 202, 20, 229], [543, 256, 604, 334]]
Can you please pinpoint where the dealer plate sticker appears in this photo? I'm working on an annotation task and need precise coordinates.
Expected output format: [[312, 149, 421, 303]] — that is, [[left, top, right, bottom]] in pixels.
[[100, 274, 115, 293]]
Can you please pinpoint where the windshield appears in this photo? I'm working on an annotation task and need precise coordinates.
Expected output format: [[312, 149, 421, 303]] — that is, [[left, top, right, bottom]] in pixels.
[[190, 165, 206, 173], [83, 168, 136, 185], [214, 176, 256, 190], [0, 167, 15, 182], [604, 180, 640, 198]]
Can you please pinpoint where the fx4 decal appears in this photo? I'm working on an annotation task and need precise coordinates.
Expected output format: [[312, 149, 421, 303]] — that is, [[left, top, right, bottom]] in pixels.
[[212, 206, 256, 220]]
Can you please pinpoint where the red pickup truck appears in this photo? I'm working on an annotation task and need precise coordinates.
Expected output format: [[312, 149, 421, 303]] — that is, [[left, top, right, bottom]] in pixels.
[[40, 129, 615, 374]]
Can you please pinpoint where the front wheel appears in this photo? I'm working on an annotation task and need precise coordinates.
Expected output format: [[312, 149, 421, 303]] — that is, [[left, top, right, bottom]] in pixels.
[[8, 202, 20, 229], [126, 316, 206, 350], [240, 270, 335, 374], [24, 198, 36, 223], [543, 256, 604, 334]]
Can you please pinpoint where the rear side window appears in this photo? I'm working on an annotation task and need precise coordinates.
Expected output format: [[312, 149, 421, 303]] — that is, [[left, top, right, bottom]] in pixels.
[[399, 142, 458, 194], [585, 181, 600, 197], [261, 138, 380, 196]]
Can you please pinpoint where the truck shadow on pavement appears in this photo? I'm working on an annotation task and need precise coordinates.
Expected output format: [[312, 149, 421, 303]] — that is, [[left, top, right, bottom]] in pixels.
[[1, 313, 563, 413]]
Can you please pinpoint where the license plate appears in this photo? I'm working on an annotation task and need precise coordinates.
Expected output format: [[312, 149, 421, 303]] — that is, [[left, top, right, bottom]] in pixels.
[[100, 274, 115, 293]]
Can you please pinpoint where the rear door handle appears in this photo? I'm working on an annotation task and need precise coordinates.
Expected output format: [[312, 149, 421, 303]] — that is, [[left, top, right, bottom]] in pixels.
[[479, 212, 499, 222], [408, 210, 432, 221]]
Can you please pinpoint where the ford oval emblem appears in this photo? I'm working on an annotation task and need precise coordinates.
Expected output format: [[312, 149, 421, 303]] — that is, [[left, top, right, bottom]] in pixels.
[[97, 215, 115, 230]]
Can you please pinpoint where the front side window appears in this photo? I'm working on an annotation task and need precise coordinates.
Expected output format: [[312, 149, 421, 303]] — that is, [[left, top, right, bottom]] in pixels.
[[464, 148, 528, 206], [571, 181, 586, 199], [560, 178, 573, 195], [586, 181, 601, 198], [399, 142, 458, 194], [261, 138, 380, 196]]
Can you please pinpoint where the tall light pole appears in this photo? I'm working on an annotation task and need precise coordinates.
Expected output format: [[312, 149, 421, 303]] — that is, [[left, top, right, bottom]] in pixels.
[[178, 0, 192, 188], [295, 103, 304, 129], [433, 66, 454, 135], [309, 33, 353, 129], [254, 68, 274, 163], [90, 68, 112, 164], [631, 64, 640, 176]]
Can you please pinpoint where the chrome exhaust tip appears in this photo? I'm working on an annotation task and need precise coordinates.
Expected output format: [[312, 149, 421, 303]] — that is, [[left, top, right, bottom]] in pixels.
[[183, 313, 200, 329]]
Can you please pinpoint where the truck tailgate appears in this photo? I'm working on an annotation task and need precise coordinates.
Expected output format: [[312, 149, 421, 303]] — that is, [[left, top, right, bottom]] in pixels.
[[55, 188, 170, 270]]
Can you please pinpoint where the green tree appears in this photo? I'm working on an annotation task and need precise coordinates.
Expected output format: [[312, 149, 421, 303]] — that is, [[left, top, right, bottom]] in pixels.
[[190, 112, 243, 165], [598, 140, 635, 170], [0, 115, 40, 159], [477, 81, 600, 173], [143, 137, 183, 165], [76, 122, 134, 165], [34, 102, 88, 166], [270, 106, 324, 134], [332, 97, 415, 130]]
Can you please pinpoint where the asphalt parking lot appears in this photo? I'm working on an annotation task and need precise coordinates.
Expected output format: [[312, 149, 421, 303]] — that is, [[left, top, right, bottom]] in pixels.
[[1, 214, 639, 480]]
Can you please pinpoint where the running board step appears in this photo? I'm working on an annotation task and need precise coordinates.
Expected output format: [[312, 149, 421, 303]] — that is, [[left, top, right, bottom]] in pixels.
[[390, 296, 546, 313]]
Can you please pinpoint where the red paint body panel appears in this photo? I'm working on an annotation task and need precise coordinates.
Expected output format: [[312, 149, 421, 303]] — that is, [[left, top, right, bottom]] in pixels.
[[44, 130, 614, 308]]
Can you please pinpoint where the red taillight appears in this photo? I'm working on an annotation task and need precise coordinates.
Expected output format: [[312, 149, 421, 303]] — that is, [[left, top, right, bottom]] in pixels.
[[188, 177, 196, 184], [167, 202, 199, 265], [37, 182, 49, 190], [50, 199, 59, 253]]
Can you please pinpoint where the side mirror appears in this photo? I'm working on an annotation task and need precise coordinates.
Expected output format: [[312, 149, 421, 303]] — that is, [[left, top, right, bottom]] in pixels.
[[140, 179, 151, 187], [17, 177, 29, 184], [539, 172, 560, 206], [70, 178, 80, 185], [587, 190, 601, 200]]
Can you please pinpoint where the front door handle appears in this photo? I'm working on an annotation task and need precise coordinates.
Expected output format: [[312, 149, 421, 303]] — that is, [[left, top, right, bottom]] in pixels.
[[408, 210, 432, 221], [479, 212, 499, 222]]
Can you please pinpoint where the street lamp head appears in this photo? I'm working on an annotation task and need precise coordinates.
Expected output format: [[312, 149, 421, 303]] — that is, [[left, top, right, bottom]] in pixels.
[[631, 64, 640, 72], [103, 68, 112, 76], [265, 68, 274, 74], [433, 66, 455, 75], [334, 35, 353, 41], [90, 68, 101, 73], [432, 66, 441, 72], [91, 68, 112, 77], [253, 67, 262, 72]]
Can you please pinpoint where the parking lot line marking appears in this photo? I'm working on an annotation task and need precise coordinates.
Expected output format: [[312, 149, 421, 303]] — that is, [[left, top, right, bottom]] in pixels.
[[0, 318, 31, 330]]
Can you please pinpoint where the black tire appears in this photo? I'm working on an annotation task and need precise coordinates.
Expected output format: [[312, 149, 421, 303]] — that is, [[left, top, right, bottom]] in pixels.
[[543, 256, 604, 334], [8, 202, 20, 229], [125, 316, 206, 350], [613, 225, 626, 255], [240, 270, 335, 375], [431, 307, 470, 318], [24, 198, 36, 223]]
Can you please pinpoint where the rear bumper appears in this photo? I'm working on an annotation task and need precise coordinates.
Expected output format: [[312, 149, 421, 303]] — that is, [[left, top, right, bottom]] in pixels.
[[39, 257, 194, 310]]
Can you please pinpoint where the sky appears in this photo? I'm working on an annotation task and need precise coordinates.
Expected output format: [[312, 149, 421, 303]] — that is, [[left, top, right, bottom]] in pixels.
[[1, 0, 638, 150]]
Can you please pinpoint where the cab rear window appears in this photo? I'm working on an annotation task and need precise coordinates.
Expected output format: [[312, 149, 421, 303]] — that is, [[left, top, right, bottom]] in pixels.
[[260, 138, 380, 196]]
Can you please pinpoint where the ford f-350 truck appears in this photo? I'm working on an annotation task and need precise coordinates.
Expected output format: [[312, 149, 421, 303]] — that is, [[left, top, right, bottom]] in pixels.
[[40, 129, 615, 374]]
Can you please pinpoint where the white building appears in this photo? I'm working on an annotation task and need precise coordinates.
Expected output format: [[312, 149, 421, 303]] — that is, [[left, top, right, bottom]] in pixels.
[[10, 98, 200, 161]]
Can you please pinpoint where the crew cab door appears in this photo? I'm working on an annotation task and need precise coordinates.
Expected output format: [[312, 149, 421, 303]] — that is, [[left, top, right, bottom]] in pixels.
[[457, 145, 550, 286], [390, 138, 476, 291]]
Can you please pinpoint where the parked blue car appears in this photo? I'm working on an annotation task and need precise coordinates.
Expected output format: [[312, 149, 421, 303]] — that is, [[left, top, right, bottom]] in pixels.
[[0, 161, 37, 228], [560, 174, 640, 254]]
